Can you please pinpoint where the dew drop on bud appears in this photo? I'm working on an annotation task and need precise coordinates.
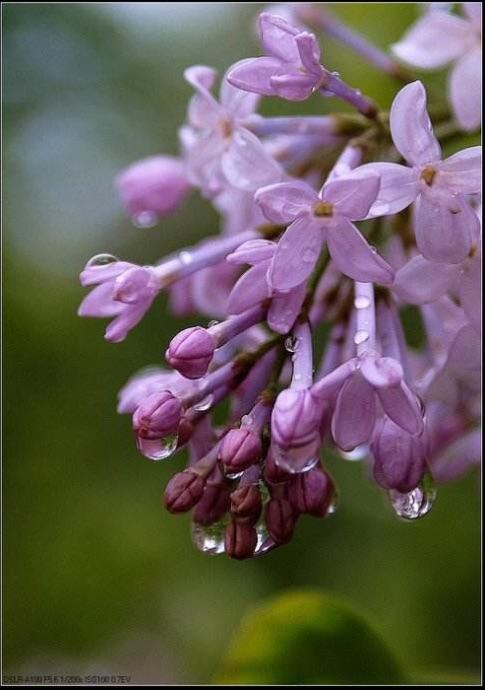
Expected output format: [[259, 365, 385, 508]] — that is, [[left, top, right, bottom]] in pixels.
[[326, 489, 339, 516], [136, 433, 179, 461], [388, 480, 436, 521], [191, 521, 226, 555], [207, 320, 219, 328], [254, 521, 273, 556], [192, 394, 214, 413], [132, 211, 158, 228], [339, 444, 368, 462], [87, 253, 119, 267], [179, 250, 193, 265]]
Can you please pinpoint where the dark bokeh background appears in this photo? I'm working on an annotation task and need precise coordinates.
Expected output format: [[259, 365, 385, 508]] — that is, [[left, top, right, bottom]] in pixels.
[[3, 3, 480, 684]]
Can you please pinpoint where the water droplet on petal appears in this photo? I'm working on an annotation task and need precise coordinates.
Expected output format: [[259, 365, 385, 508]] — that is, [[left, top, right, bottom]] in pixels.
[[191, 521, 226, 555], [354, 330, 369, 346], [192, 394, 214, 412], [302, 247, 317, 263], [179, 250, 193, 265], [132, 211, 158, 228], [87, 253, 119, 267], [339, 444, 368, 462], [254, 522, 273, 555], [240, 414, 253, 427], [389, 480, 436, 520], [354, 296, 370, 309], [207, 320, 219, 328], [272, 443, 319, 474]]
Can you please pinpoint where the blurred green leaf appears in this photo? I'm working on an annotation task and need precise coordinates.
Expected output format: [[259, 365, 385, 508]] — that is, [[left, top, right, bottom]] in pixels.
[[216, 590, 406, 685]]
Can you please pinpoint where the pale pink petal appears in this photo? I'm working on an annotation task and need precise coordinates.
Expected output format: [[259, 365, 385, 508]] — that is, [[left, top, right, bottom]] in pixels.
[[227, 57, 285, 96], [430, 429, 481, 483], [259, 12, 299, 62], [326, 219, 394, 285], [221, 127, 283, 192], [449, 50, 482, 132], [295, 32, 322, 76], [220, 73, 260, 118], [390, 81, 441, 166], [458, 255, 481, 332], [331, 373, 376, 451], [360, 356, 403, 389], [321, 173, 380, 221], [184, 65, 221, 128], [356, 163, 419, 217], [226, 239, 276, 265], [227, 263, 271, 314], [393, 255, 458, 304], [392, 12, 472, 68], [78, 282, 123, 318], [437, 146, 482, 194], [377, 383, 424, 435], [269, 216, 323, 290], [268, 282, 307, 334], [270, 71, 318, 101], [255, 180, 318, 224], [414, 194, 477, 264]]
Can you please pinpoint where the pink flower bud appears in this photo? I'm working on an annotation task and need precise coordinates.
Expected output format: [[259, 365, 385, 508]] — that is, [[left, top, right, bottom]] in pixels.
[[132, 391, 182, 439], [265, 498, 298, 544], [230, 484, 262, 524], [115, 155, 190, 220], [166, 327, 216, 379], [288, 468, 335, 516], [164, 469, 205, 513], [225, 520, 258, 560], [219, 428, 262, 472]]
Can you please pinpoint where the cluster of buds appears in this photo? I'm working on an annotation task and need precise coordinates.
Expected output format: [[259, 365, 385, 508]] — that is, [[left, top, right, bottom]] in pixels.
[[79, 5, 481, 558]]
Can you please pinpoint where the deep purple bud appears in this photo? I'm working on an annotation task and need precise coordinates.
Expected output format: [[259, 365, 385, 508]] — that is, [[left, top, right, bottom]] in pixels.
[[193, 484, 230, 526], [224, 520, 258, 560], [288, 468, 335, 517], [133, 391, 182, 439], [264, 448, 293, 484], [166, 326, 216, 379], [230, 484, 262, 524], [265, 498, 298, 544], [371, 417, 427, 493], [220, 428, 262, 472], [164, 469, 205, 513], [115, 155, 190, 220]]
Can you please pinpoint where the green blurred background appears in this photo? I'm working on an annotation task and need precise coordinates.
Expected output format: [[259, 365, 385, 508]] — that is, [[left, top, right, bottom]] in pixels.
[[3, 2, 480, 684]]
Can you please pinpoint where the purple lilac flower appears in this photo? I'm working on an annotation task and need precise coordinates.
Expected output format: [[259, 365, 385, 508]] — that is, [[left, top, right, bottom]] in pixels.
[[78, 6, 481, 558], [228, 13, 377, 117], [392, 3, 482, 130], [256, 169, 394, 290]]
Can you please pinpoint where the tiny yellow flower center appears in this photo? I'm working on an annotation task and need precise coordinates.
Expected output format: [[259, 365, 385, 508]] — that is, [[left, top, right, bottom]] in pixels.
[[313, 201, 333, 217], [420, 166, 436, 186]]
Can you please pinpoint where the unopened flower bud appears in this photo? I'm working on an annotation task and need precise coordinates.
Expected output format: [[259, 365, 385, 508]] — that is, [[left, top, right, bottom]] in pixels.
[[265, 498, 298, 544], [288, 468, 335, 517], [164, 469, 205, 513], [220, 428, 262, 472], [264, 448, 292, 484], [133, 390, 182, 439], [230, 484, 262, 524], [166, 327, 216, 379], [193, 482, 230, 526], [271, 389, 322, 471], [225, 520, 258, 559], [115, 155, 190, 220]]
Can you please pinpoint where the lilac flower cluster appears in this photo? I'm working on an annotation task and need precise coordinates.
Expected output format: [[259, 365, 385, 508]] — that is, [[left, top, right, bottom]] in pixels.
[[79, 6, 481, 559]]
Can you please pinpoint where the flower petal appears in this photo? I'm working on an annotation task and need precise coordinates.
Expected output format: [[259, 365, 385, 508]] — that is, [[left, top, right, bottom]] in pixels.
[[295, 32, 322, 76], [259, 12, 299, 62], [462, 3, 482, 28], [226, 239, 276, 265], [78, 282, 123, 318], [221, 127, 283, 192], [449, 49, 482, 132], [459, 255, 481, 332], [360, 356, 403, 389], [393, 255, 458, 304], [227, 57, 284, 96], [437, 146, 482, 194], [270, 71, 318, 101], [377, 382, 424, 435], [220, 72, 260, 118], [327, 219, 394, 285], [321, 172, 380, 220], [269, 216, 323, 290], [227, 262, 271, 314], [414, 194, 477, 264], [392, 12, 472, 68], [268, 282, 307, 334], [331, 373, 376, 451], [255, 180, 318, 224], [356, 163, 419, 217], [390, 81, 441, 166]]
